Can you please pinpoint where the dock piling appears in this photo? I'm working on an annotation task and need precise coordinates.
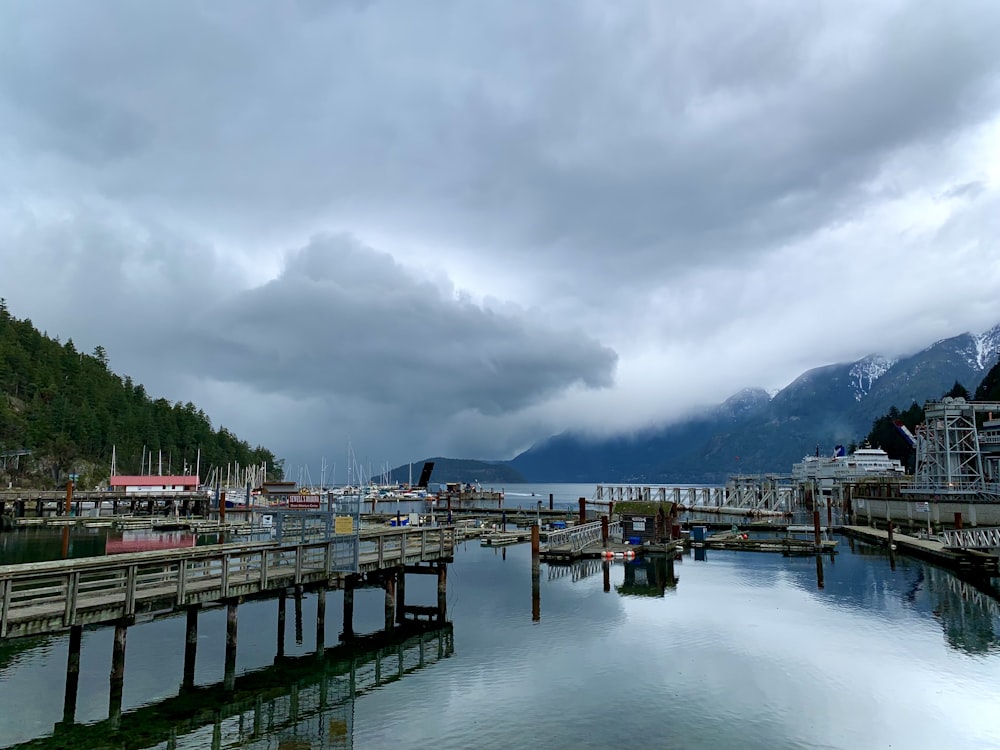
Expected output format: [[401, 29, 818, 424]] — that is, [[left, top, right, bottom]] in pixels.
[[224, 601, 238, 691], [342, 577, 355, 639], [183, 606, 198, 689], [384, 574, 396, 632], [109, 622, 127, 729], [277, 588, 287, 656], [62, 625, 82, 725], [315, 587, 326, 654]]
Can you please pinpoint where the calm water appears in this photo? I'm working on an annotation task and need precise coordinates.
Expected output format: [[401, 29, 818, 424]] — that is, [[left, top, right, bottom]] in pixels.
[[3, 485, 1000, 749]]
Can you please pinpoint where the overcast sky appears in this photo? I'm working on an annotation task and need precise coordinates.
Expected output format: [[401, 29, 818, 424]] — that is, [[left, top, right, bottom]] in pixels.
[[2, 1, 999, 477]]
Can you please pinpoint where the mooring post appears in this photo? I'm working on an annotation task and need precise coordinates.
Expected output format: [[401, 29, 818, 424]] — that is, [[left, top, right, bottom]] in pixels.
[[384, 573, 396, 632], [396, 567, 406, 625], [65, 481, 73, 516], [224, 601, 238, 691], [549, 493, 553, 511], [813, 510, 821, 548], [342, 576, 355, 639], [502, 510, 507, 532], [579, 497, 586, 525], [601, 515, 609, 548], [603, 560, 611, 593], [827, 497, 833, 526], [62, 625, 83, 725], [888, 521, 896, 571], [294, 585, 304, 645], [109, 621, 127, 729], [532, 555, 540, 623], [315, 587, 326, 654], [277, 588, 287, 657], [531, 523, 540, 554], [436, 564, 447, 620], [183, 606, 199, 689], [219, 491, 226, 524]]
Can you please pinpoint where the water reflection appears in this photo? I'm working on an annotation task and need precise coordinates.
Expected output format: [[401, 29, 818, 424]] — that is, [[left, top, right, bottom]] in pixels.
[[5, 620, 454, 750], [616, 556, 678, 598]]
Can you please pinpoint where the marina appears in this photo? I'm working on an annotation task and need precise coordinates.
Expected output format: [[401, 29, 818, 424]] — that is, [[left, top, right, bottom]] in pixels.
[[1, 506, 999, 749]]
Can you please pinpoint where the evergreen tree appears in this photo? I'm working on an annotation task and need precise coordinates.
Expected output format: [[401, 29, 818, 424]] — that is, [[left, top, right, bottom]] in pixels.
[[0, 303, 281, 487]]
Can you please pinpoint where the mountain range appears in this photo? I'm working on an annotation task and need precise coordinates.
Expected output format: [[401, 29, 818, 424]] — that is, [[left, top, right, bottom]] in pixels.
[[501, 323, 1000, 484]]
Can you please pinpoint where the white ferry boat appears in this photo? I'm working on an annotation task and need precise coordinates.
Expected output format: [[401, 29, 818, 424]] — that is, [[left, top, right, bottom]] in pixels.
[[792, 446, 906, 484]]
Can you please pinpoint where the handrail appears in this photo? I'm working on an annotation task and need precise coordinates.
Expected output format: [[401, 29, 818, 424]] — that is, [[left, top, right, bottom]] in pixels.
[[0, 526, 455, 639]]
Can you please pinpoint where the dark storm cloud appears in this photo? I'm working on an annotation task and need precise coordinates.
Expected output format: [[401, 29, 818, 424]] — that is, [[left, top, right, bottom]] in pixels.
[[1, 1, 999, 465], [196, 235, 618, 416], [4, 0, 998, 282]]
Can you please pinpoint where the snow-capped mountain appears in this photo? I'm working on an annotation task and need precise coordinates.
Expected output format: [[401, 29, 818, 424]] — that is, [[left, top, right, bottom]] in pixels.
[[509, 322, 1000, 483], [849, 355, 897, 402]]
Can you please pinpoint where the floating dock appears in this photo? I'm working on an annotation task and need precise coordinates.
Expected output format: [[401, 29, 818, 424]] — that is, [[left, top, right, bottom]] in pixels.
[[839, 525, 999, 575]]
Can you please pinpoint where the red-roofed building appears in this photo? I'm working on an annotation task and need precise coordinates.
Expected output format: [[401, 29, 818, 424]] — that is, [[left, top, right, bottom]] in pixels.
[[110, 475, 200, 493]]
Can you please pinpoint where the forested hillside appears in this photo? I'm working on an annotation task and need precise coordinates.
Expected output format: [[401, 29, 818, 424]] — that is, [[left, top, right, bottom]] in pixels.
[[0, 300, 280, 488]]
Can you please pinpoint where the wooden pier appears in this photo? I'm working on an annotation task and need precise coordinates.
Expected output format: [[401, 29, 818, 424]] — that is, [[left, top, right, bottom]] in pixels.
[[0, 525, 455, 639], [839, 525, 1000, 575]]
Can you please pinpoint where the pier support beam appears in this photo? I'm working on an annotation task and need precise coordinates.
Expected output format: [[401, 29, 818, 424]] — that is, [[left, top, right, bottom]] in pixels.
[[62, 625, 82, 725], [224, 601, 238, 691], [384, 573, 396, 632], [109, 621, 128, 730], [315, 587, 326, 654], [396, 568, 406, 625], [294, 585, 304, 645], [277, 588, 287, 657], [183, 606, 199, 690], [342, 576, 356, 639], [436, 564, 447, 621]]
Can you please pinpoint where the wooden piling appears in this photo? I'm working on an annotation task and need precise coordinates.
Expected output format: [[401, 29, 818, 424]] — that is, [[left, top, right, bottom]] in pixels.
[[62, 625, 82, 724], [384, 574, 396, 632], [65, 481, 73, 516], [224, 601, 238, 691], [109, 622, 127, 729], [277, 588, 287, 656], [887, 522, 896, 571], [531, 557, 540, 623], [315, 587, 326, 654], [603, 561, 611, 593], [549, 493, 553, 511], [813, 510, 821, 548], [342, 577, 355, 639], [601, 515, 609, 548], [294, 585, 304, 645], [955, 512, 963, 530], [815, 554, 825, 589], [396, 568, 406, 625], [579, 497, 586, 525], [183, 606, 198, 689], [531, 524, 540, 554], [436, 564, 447, 620]]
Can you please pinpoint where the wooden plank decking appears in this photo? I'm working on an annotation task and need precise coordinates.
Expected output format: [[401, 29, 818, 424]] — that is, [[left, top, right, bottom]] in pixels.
[[0, 526, 456, 639]]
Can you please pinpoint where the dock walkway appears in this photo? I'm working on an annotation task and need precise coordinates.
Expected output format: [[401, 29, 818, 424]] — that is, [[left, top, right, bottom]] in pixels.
[[0, 526, 455, 639], [839, 525, 999, 575]]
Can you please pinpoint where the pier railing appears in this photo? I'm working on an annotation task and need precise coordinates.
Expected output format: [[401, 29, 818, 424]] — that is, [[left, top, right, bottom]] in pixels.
[[543, 520, 620, 553], [0, 526, 455, 639], [940, 526, 1000, 550]]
